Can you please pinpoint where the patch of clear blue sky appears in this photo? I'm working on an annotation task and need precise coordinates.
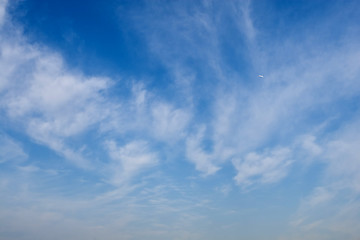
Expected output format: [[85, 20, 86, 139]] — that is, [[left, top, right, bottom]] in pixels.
[[9, 0, 165, 79]]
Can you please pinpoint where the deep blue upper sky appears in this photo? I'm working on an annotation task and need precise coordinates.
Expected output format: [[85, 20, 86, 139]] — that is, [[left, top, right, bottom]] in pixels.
[[10, 0, 161, 78]]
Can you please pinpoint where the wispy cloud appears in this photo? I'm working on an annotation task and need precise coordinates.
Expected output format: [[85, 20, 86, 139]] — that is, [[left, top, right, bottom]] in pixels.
[[0, 22, 112, 168], [232, 147, 292, 188], [0, 134, 27, 163], [186, 126, 221, 175], [104, 140, 158, 185], [0, 0, 6, 27], [289, 115, 360, 239], [151, 102, 190, 142]]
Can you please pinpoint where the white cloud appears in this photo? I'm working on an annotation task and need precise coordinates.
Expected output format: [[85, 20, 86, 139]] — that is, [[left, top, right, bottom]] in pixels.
[[232, 147, 292, 188], [0, 0, 7, 27], [5, 53, 109, 126], [132, 82, 147, 109], [0, 134, 27, 163], [0, 25, 112, 168], [151, 102, 190, 142], [301, 135, 322, 156], [100, 81, 191, 147], [216, 184, 232, 196], [324, 117, 360, 193], [105, 140, 158, 185], [232, 0, 256, 41], [290, 117, 360, 239], [185, 126, 220, 176], [17, 165, 40, 173], [305, 187, 334, 207]]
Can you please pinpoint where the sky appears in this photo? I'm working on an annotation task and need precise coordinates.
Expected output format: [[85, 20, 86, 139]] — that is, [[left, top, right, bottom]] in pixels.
[[0, 0, 360, 239]]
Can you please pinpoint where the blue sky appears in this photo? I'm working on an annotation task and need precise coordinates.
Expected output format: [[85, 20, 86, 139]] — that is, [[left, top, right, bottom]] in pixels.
[[1, 0, 360, 239]]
